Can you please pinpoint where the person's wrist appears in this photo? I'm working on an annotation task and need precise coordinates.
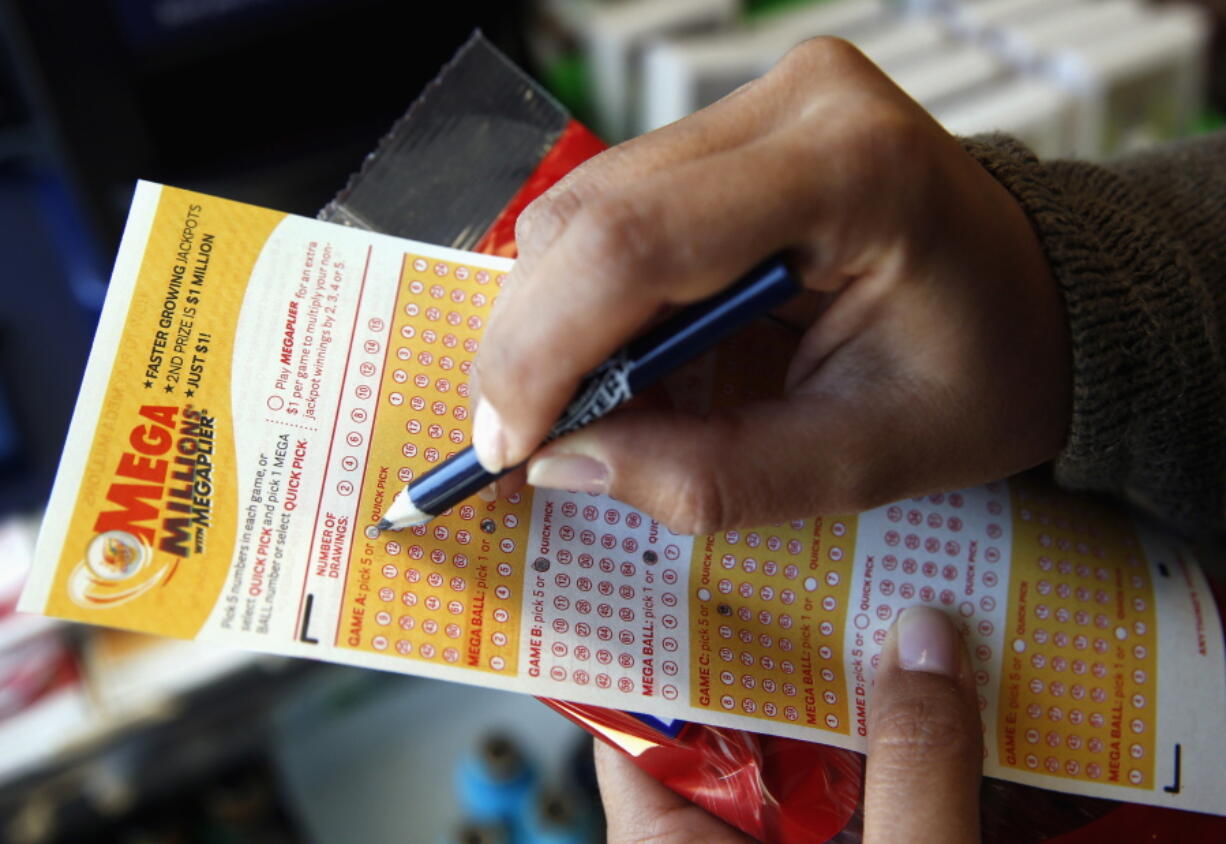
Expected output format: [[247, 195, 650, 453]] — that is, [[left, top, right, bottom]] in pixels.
[[941, 137, 1074, 472]]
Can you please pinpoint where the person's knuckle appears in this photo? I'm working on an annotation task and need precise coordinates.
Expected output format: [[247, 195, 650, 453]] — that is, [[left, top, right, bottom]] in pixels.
[[517, 185, 585, 253], [474, 341, 526, 402], [573, 195, 661, 272], [874, 694, 980, 764], [654, 420, 743, 534], [779, 36, 868, 76], [661, 469, 728, 536]]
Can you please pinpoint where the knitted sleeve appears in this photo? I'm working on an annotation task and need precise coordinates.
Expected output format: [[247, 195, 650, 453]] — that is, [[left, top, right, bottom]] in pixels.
[[960, 132, 1226, 534]]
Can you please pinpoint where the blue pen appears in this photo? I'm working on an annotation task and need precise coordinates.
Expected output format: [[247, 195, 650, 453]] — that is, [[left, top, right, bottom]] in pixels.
[[378, 255, 800, 529]]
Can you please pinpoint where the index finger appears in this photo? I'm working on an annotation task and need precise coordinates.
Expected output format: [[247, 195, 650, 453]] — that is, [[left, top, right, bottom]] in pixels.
[[471, 135, 826, 471]]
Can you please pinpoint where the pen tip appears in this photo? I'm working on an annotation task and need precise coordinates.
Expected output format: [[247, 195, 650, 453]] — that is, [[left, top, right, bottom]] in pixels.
[[376, 518, 392, 531]]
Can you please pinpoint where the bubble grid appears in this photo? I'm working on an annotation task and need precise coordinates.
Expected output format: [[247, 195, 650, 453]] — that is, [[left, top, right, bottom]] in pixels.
[[338, 256, 527, 674], [998, 479, 1157, 788]]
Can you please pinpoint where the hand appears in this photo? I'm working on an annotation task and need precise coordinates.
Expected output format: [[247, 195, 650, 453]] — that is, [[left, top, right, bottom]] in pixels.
[[596, 607, 983, 844], [471, 37, 1070, 533]]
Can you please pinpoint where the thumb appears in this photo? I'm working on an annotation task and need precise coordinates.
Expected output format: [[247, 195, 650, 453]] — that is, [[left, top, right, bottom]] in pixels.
[[865, 606, 983, 844], [523, 396, 881, 534], [593, 740, 750, 843]]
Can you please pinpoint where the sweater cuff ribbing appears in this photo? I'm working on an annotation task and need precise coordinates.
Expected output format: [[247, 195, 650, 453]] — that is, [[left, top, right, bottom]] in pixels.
[[959, 134, 1225, 531]]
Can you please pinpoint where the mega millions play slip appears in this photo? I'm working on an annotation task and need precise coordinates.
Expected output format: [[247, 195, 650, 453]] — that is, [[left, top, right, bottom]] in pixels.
[[21, 182, 1226, 813]]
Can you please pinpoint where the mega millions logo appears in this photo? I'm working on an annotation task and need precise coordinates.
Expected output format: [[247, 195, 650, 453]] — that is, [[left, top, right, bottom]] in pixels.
[[68, 529, 171, 607], [68, 404, 217, 609]]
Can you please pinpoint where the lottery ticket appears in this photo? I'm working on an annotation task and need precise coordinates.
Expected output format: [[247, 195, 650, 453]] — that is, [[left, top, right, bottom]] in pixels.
[[22, 183, 1226, 813]]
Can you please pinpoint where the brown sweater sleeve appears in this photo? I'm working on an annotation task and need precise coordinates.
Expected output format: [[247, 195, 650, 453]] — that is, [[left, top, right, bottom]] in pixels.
[[960, 132, 1226, 534]]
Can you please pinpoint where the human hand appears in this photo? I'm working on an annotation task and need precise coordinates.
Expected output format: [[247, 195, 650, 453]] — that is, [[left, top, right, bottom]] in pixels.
[[596, 606, 982, 844], [470, 37, 1070, 533]]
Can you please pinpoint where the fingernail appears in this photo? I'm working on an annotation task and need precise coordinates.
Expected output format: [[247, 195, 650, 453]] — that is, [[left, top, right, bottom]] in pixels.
[[477, 482, 497, 502], [897, 607, 960, 677], [472, 398, 506, 473], [527, 455, 609, 494]]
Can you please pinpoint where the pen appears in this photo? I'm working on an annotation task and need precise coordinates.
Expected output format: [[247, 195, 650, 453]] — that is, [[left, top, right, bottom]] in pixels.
[[378, 255, 801, 530]]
